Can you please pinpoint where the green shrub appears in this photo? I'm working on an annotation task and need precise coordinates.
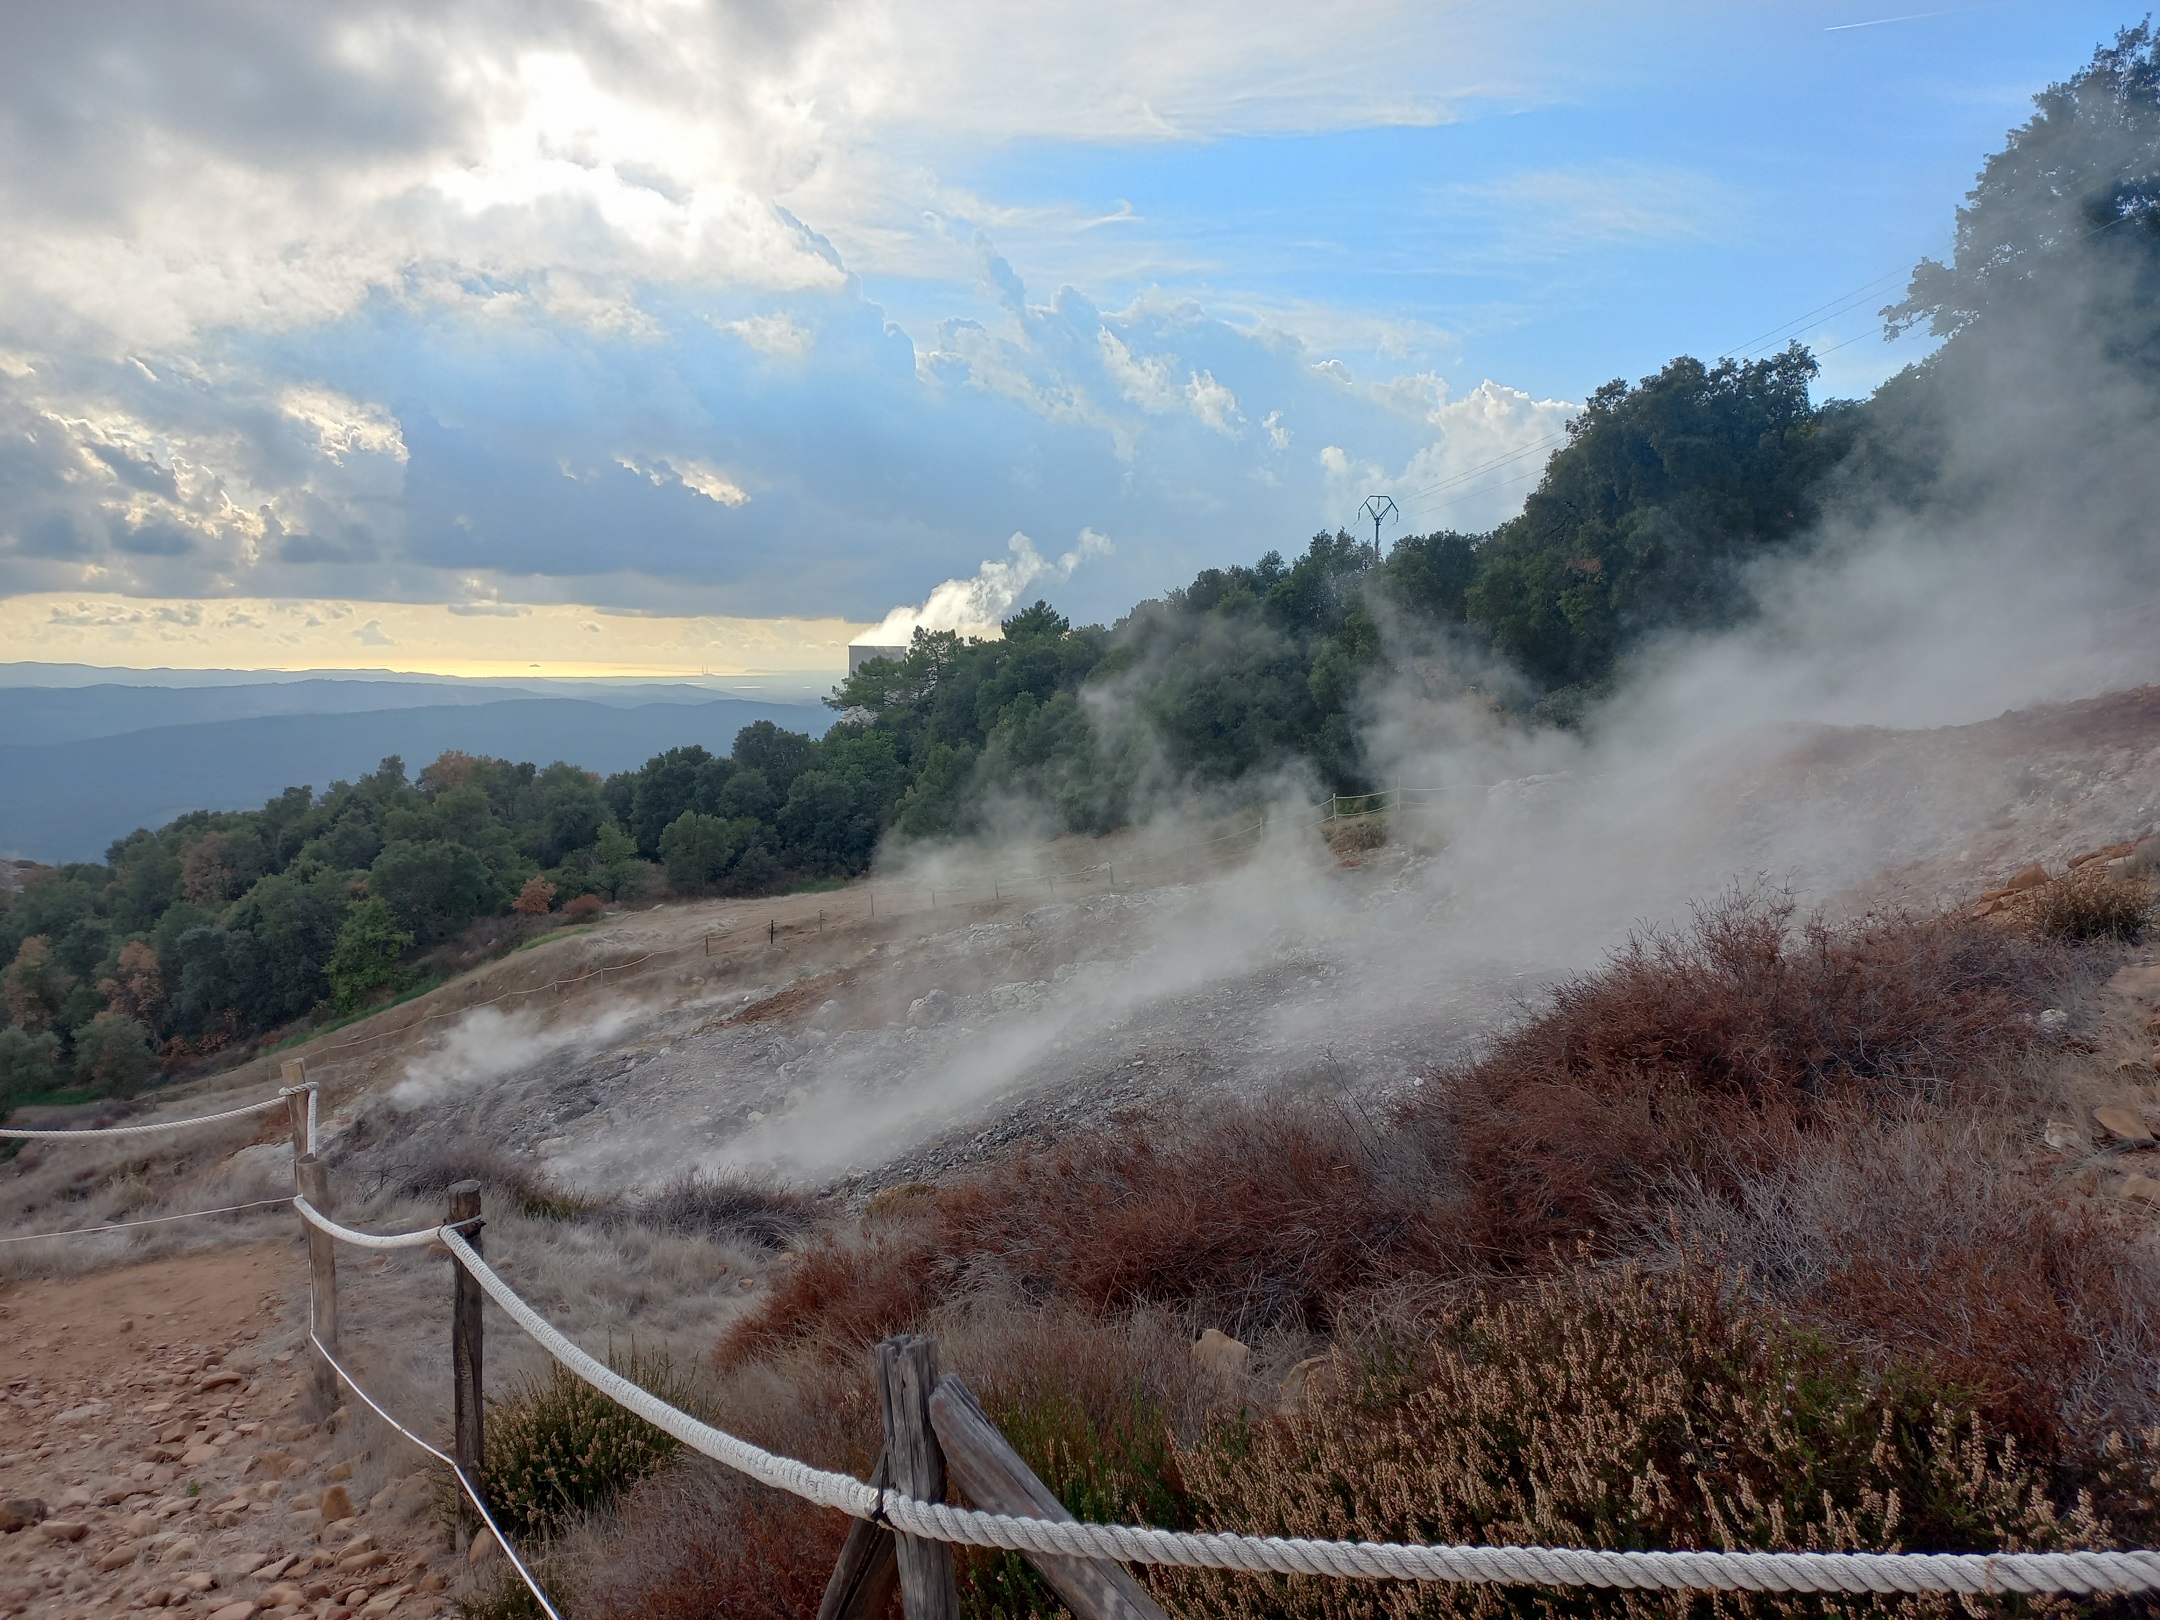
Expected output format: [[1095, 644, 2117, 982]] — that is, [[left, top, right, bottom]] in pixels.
[[484, 1347, 707, 1541], [0, 1026, 62, 1110], [71, 1010, 156, 1097], [1167, 1265, 2153, 1619]]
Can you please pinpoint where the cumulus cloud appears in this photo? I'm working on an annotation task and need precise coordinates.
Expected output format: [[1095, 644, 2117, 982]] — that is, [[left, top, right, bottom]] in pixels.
[[854, 528, 1114, 648]]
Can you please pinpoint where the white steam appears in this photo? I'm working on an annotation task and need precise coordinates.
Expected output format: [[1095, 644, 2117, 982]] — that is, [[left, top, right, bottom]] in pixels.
[[388, 1003, 647, 1111], [853, 529, 1111, 648]]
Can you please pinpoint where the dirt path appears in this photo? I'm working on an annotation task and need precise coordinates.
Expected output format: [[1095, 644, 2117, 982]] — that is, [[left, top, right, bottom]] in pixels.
[[0, 1246, 458, 1620]]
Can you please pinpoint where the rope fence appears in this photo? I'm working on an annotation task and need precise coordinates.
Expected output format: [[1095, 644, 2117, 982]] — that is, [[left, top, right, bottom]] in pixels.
[[281, 1198, 2160, 1602]]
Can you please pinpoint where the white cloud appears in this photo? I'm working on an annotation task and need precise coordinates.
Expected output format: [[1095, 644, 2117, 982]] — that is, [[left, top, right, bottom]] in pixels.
[[719, 312, 817, 357], [854, 528, 1113, 647], [1184, 368, 1241, 435], [675, 459, 751, 507], [279, 387, 408, 465]]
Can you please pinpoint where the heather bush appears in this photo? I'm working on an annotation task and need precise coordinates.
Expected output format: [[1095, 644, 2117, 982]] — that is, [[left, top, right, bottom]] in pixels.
[[1167, 1265, 2157, 1620], [2027, 872, 2154, 943], [485, 1346, 705, 1541]]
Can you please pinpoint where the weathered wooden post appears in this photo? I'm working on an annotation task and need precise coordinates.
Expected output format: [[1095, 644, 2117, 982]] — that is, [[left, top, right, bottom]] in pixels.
[[876, 1335, 959, 1620], [293, 1153, 339, 1407], [448, 1180, 486, 1524], [280, 1059, 310, 1156], [930, 1376, 1167, 1620], [816, 1449, 899, 1620]]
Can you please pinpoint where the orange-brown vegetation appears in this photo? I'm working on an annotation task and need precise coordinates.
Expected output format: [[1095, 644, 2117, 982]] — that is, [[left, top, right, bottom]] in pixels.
[[563, 890, 2160, 1616]]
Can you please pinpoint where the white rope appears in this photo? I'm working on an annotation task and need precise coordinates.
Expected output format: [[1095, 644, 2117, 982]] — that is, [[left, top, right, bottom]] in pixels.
[[431, 1227, 2160, 1597], [292, 1197, 468, 1251], [0, 1087, 300, 1140], [304, 1284, 561, 1618], [0, 1196, 293, 1245]]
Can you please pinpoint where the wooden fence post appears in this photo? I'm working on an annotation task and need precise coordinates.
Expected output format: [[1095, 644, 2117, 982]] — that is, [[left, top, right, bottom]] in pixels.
[[280, 1059, 310, 1155], [448, 1179, 486, 1524], [929, 1376, 1167, 1620], [293, 1153, 339, 1408], [876, 1335, 958, 1620], [816, 1448, 900, 1620]]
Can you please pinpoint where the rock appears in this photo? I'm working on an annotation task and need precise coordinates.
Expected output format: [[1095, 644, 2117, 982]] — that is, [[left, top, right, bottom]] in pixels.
[[334, 1535, 375, 1559], [2004, 863, 2051, 892], [0, 1497, 46, 1533], [206, 1602, 258, 1620], [468, 1527, 501, 1566], [251, 1555, 297, 1580], [2123, 1176, 2160, 1204], [2044, 1120, 2091, 1152], [1191, 1328, 1251, 1379], [182, 1444, 221, 1466], [327, 1461, 354, 1482], [2071, 841, 2139, 869], [36, 1520, 89, 1542], [415, 1573, 450, 1593], [54, 1485, 93, 1510], [360, 1583, 411, 1615], [2038, 1008, 2071, 1036], [258, 1450, 297, 1478], [1277, 1354, 1335, 1415], [162, 1536, 202, 1561], [2094, 1103, 2151, 1141], [337, 1548, 388, 1574], [96, 1544, 138, 1571], [318, 1484, 354, 1522], [177, 1570, 217, 1592], [263, 1583, 306, 1606], [906, 989, 953, 1028], [198, 1369, 245, 1391]]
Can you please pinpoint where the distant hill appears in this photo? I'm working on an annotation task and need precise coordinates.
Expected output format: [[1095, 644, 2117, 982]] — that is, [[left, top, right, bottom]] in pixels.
[[0, 676, 795, 747], [0, 697, 830, 861]]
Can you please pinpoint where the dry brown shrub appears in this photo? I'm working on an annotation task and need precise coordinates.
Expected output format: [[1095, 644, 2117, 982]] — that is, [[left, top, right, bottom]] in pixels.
[[1167, 1265, 2156, 1620], [724, 1102, 1459, 1364], [565, 1455, 855, 1619], [563, 892, 606, 920], [1404, 889, 2060, 1264], [1659, 1112, 2160, 1448], [718, 1226, 946, 1366]]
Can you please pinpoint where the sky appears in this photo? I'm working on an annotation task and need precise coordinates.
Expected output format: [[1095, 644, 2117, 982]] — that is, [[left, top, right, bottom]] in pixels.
[[0, 0, 2140, 678]]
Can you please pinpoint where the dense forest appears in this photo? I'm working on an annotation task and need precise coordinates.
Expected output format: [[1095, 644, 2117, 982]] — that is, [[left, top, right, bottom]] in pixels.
[[3, 22, 2154, 1111]]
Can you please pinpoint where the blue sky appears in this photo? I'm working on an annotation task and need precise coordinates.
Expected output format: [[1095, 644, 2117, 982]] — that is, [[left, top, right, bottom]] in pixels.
[[0, 1, 2140, 672]]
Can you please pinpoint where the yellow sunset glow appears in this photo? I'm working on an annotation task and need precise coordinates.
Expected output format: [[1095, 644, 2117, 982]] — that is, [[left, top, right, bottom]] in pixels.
[[0, 595, 872, 680]]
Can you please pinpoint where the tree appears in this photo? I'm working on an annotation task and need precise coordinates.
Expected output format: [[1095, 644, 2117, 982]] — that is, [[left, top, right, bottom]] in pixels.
[[99, 939, 165, 1023], [590, 822, 646, 902], [512, 876, 558, 916], [1886, 21, 2160, 342], [0, 1027, 61, 1108], [1463, 347, 1839, 690], [368, 839, 495, 945], [658, 812, 759, 894], [327, 898, 414, 1013], [2, 936, 73, 1033], [72, 1011, 155, 1097]]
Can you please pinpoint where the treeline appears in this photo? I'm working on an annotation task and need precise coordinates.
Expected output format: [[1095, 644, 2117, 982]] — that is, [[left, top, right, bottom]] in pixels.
[[0, 721, 899, 1107]]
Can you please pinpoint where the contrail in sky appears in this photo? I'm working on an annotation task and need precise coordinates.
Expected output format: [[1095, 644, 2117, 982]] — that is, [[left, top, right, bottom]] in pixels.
[[1825, 7, 1978, 30]]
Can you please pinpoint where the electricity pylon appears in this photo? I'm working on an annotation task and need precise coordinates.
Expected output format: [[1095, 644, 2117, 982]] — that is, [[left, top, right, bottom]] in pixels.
[[1359, 495, 1399, 563]]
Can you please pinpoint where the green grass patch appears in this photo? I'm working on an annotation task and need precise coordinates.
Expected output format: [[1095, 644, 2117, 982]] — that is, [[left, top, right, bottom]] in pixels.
[[274, 973, 448, 1052]]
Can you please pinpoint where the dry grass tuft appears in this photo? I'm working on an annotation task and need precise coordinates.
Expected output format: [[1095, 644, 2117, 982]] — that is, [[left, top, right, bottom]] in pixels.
[[630, 1170, 820, 1249]]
